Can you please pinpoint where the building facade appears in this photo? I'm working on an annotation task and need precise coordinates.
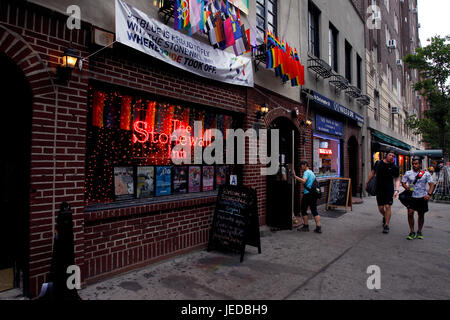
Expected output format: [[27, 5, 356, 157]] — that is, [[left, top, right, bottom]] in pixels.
[[360, 0, 423, 181], [0, 0, 368, 297]]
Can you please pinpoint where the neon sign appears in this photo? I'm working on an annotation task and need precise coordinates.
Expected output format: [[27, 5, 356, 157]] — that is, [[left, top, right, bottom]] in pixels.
[[133, 119, 213, 147], [319, 148, 333, 155]]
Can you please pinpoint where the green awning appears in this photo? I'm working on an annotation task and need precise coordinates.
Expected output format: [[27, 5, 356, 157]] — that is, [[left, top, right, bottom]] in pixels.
[[371, 130, 412, 151]]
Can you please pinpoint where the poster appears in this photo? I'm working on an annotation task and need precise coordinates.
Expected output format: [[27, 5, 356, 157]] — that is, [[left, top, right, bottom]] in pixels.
[[216, 166, 227, 186], [136, 166, 154, 198], [156, 166, 172, 196], [173, 166, 188, 194], [114, 167, 134, 200], [189, 166, 201, 193], [202, 166, 214, 191]]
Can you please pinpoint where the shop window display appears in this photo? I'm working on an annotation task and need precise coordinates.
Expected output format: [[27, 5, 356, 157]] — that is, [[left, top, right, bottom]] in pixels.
[[85, 84, 237, 204], [313, 134, 341, 179]]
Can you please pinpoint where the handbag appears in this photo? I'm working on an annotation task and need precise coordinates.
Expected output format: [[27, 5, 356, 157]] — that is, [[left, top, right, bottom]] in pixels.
[[399, 170, 425, 207], [398, 189, 412, 207], [305, 179, 322, 199], [366, 176, 377, 196]]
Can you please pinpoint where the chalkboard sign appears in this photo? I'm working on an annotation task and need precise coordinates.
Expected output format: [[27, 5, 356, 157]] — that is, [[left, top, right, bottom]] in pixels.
[[208, 185, 261, 262], [326, 178, 353, 212]]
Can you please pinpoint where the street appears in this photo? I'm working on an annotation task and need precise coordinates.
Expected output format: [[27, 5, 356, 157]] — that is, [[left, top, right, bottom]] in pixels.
[[77, 196, 450, 300]]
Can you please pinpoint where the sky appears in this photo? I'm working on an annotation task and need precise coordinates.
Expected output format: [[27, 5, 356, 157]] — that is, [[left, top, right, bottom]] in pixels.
[[417, 0, 450, 45]]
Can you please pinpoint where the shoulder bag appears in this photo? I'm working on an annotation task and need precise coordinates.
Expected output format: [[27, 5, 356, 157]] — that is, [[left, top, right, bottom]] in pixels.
[[399, 170, 425, 207]]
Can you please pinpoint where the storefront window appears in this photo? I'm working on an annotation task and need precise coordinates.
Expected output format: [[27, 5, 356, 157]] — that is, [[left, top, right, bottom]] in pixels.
[[313, 134, 341, 179], [85, 84, 238, 204]]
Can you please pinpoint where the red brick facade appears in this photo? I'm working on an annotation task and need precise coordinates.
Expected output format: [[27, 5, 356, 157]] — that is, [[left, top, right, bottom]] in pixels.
[[0, 1, 311, 298], [1, 1, 364, 298]]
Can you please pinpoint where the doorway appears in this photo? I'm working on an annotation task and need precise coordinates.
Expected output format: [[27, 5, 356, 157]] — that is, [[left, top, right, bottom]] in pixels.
[[266, 117, 300, 230], [0, 53, 32, 294], [348, 136, 359, 196]]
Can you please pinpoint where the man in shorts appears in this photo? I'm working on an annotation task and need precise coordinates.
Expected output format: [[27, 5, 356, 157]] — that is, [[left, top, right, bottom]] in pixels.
[[402, 157, 435, 240], [365, 150, 400, 234]]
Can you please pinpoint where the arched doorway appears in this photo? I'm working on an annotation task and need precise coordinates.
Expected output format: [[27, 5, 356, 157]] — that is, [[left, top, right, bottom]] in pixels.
[[0, 53, 32, 293], [348, 136, 359, 196], [266, 116, 300, 230]]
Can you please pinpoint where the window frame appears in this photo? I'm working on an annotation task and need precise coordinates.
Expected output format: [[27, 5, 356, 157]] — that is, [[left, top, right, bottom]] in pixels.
[[256, 0, 278, 44], [328, 23, 339, 72], [308, 2, 321, 58]]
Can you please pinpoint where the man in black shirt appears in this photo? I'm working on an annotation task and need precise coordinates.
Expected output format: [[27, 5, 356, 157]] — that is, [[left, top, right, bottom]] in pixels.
[[365, 150, 400, 234]]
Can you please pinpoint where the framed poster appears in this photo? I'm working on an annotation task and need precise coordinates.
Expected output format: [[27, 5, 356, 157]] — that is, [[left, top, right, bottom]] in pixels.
[[114, 167, 134, 200], [202, 166, 214, 192], [136, 166, 154, 199], [173, 166, 188, 194], [216, 165, 227, 187], [188, 166, 201, 193], [155, 166, 172, 196]]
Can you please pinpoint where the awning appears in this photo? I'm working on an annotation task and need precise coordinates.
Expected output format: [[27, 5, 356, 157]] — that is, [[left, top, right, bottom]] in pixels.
[[411, 150, 443, 158], [372, 142, 410, 156], [371, 130, 412, 151]]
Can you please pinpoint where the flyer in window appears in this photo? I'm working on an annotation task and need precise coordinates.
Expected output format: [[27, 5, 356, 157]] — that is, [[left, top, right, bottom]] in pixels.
[[188, 166, 201, 193], [114, 167, 134, 200], [136, 166, 154, 198], [156, 166, 172, 196], [202, 166, 214, 191], [216, 165, 227, 186], [173, 166, 188, 194]]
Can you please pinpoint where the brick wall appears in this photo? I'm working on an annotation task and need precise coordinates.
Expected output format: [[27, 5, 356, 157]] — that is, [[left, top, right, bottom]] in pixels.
[[0, 0, 315, 298]]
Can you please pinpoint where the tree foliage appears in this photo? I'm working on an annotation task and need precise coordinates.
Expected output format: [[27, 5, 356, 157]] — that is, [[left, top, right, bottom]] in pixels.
[[403, 35, 450, 156]]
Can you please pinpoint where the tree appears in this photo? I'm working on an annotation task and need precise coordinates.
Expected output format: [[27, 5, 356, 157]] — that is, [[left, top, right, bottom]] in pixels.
[[403, 35, 450, 158]]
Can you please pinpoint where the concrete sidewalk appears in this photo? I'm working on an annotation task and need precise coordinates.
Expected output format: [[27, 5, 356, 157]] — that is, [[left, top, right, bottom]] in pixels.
[[75, 196, 449, 300]]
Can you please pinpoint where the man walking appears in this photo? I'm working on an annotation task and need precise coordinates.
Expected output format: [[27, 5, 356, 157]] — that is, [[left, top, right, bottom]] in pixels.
[[293, 161, 322, 233], [402, 157, 435, 240], [365, 150, 400, 234]]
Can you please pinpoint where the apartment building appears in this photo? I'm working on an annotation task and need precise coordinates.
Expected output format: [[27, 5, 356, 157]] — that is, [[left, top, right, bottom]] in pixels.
[[361, 0, 423, 180]]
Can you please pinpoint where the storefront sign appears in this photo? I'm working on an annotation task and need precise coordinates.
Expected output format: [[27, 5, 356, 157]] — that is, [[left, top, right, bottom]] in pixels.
[[316, 115, 343, 136], [312, 91, 364, 124], [115, 0, 254, 87], [319, 148, 333, 155]]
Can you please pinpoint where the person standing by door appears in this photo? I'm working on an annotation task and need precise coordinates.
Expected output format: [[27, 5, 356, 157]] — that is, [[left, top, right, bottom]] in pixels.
[[365, 150, 400, 234], [293, 161, 322, 233], [402, 157, 435, 240]]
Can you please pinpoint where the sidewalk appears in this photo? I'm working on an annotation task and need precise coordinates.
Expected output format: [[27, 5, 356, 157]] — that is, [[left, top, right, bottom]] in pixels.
[[1, 196, 448, 300], [75, 196, 449, 300]]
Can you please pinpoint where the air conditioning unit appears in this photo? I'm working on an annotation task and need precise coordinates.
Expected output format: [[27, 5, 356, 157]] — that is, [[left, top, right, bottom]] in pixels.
[[410, 37, 414, 43], [391, 107, 399, 114], [387, 39, 397, 49], [411, 8, 418, 14], [396, 59, 403, 67], [418, 23, 421, 28]]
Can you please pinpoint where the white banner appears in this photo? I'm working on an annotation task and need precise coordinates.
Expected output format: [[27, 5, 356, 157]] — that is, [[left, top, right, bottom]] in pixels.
[[115, 0, 254, 87]]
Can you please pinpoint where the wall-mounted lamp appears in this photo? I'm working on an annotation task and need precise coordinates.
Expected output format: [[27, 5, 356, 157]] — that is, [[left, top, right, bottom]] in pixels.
[[57, 47, 79, 83], [300, 119, 312, 126], [291, 107, 300, 119], [256, 103, 269, 119]]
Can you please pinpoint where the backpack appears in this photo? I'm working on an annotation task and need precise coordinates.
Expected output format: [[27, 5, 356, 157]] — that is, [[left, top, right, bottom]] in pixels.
[[305, 179, 322, 199]]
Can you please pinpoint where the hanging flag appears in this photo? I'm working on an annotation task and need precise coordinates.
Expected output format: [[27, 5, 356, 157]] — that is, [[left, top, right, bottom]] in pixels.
[[120, 96, 132, 131], [174, 0, 190, 31], [214, 12, 226, 49], [145, 101, 156, 131], [92, 90, 106, 128], [224, 17, 236, 48], [189, 0, 203, 35]]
